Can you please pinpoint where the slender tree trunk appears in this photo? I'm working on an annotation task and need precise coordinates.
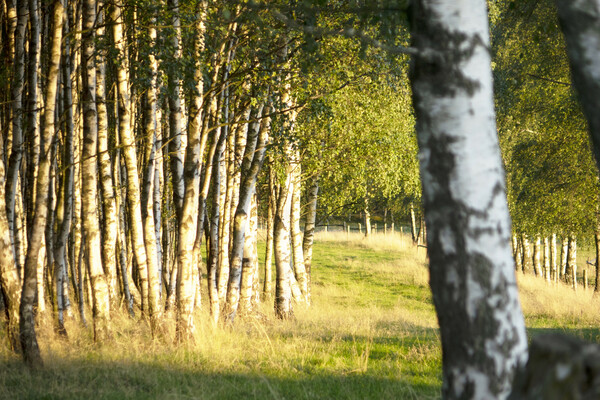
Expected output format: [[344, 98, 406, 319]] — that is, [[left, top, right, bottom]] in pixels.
[[21, 0, 65, 367], [560, 236, 568, 279], [240, 193, 258, 314], [52, 10, 75, 334], [95, 0, 119, 306], [513, 234, 523, 272], [533, 236, 542, 277], [595, 229, 600, 294], [302, 173, 319, 304], [167, 0, 185, 220], [409, 1, 528, 397], [81, 0, 110, 341], [364, 199, 372, 237], [550, 233, 557, 283], [543, 236, 551, 283], [225, 104, 270, 321], [410, 203, 418, 244], [6, 0, 27, 270], [263, 162, 275, 299], [0, 146, 21, 351], [274, 161, 294, 320], [207, 129, 226, 324], [566, 235, 577, 290], [522, 234, 532, 274], [290, 148, 308, 303], [111, 0, 154, 318], [175, 0, 207, 341]]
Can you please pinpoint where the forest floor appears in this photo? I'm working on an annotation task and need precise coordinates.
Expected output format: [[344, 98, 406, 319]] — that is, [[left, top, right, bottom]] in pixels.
[[1, 232, 600, 399]]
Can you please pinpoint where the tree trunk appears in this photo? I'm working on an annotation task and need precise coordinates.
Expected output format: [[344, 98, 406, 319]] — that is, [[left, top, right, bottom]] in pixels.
[[6, 0, 27, 271], [207, 128, 226, 324], [543, 236, 551, 283], [410, 202, 418, 244], [522, 234, 532, 274], [263, 162, 275, 299], [560, 236, 569, 279], [274, 158, 294, 320], [95, 0, 119, 306], [81, 0, 110, 341], [302, 173, 319, 304], [20, 0, 65, 367], [225, 103, 270, 321], [409, 1, 528, 397], [550, 233, 557, 283], [513, 235, 523, 272], [175, 0, 207, 341], [239, 193, 258, 314], [111, 0, 155, 319], [566, 235, 577, 290], [167, 0, 185, 220], [533, 236, 542, 277], [0, 145, 21, 351], [290, 148, 308, 303]]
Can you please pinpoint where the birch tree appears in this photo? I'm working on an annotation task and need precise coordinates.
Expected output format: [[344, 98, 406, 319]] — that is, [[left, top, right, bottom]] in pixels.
[[81, 0, 110, 341], [21, 0, 65, 367], [410, 1, 528, 398]]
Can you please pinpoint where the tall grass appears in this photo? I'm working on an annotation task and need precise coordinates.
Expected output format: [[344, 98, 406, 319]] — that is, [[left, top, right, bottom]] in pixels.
[[0, 231, 598, 399]]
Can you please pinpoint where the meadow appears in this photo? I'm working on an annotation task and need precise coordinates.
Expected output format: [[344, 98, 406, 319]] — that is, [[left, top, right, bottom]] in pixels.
[[1, 232, 600, 399]]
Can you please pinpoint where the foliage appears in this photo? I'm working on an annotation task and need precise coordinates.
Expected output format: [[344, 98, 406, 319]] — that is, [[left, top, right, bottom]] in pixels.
[[491, 0, 599, 236]]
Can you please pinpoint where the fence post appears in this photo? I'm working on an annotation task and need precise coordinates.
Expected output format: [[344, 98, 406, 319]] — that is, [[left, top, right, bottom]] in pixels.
[[358, 223, 362, 234]]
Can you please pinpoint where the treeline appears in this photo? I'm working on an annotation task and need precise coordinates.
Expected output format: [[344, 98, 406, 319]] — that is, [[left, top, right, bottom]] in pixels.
[[0, 0, 418, 367], [492, 0, 600, 290]]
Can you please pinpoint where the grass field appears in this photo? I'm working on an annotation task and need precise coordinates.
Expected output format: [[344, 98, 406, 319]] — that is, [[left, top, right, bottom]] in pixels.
[[1, 232, 600, 399]]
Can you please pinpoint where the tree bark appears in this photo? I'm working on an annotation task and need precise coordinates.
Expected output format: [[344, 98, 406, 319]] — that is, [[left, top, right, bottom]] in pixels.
[[274, 162, 294, 320], [409, 1, 528, 397], [290, 147, 308, 302], [533, 236, 542, 277], [302, 173, 319, 304], [5, 0, 27, 271], [263, 162, 275, 299], [0, 143, 21, 351], [95, 0, 119, 306], [175, 0, 207, 341], [225, 104, 270, 321], [81, 0, 110, 341], [110, 0, 155, 318], [21, 0, 65, 367]]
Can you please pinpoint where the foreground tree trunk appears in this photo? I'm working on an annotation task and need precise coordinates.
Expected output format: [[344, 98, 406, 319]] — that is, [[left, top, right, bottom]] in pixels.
[[410, 1, 528, 398]]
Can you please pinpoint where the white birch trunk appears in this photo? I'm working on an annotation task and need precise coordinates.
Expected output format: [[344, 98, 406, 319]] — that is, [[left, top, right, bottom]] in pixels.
[[175, 0, 207, 340], [81, 0, 110, 341], [410, 1, 528, 397], [533, 236, 542, 277], [290, 148, 308, 302], [274, 165, 294, 319], [550, 233, 557, 283]]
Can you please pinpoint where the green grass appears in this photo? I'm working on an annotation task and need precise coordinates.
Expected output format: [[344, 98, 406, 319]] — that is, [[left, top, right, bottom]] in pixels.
[[1, 231, 599, 399]]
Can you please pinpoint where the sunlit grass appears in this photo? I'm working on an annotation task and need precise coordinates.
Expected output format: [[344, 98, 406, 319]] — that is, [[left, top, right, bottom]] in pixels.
[[1, 231, 599, 399]]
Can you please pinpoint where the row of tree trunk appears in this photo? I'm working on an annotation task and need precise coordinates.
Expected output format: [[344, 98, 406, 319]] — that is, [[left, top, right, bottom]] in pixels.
[[0, 0, 317, 367], [512, 233, 600, 292]]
